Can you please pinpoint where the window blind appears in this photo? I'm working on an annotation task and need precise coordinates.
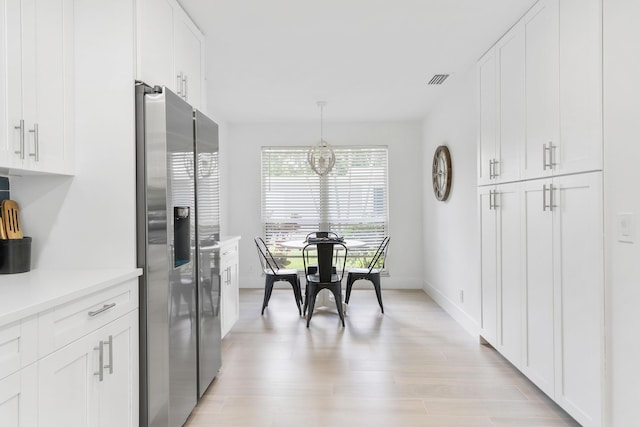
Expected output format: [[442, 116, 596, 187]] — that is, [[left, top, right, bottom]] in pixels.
[[261, 146, 389, 269]]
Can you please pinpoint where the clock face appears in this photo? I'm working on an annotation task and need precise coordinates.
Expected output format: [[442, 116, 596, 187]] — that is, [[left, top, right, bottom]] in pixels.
[[432, 145, 452, 201]]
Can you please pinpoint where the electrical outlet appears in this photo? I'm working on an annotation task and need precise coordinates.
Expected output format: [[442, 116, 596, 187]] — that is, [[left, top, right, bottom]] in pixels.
[[459, 290, 464, 303]]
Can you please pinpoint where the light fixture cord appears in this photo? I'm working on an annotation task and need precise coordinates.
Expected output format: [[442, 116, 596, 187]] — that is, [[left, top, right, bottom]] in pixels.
[[320, 103, 324, 142]]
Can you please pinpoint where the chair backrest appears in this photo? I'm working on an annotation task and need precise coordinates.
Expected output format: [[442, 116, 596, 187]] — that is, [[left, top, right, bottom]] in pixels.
[[254, 237, 280, 275], [303, 241, 348, 283], [367, 236, 390, 273], [306, 231, 340, 241]]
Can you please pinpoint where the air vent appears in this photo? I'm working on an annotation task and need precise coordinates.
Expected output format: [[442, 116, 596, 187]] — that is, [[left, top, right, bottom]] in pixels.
[[428, 74, 450, 85]]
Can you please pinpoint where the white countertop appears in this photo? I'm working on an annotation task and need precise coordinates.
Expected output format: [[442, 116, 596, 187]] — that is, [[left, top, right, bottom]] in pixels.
[[0, 268, 142, 326]]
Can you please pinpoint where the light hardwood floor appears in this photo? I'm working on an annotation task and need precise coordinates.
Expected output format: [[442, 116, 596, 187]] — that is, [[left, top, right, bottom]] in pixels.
[[186, 289, 580, 427]]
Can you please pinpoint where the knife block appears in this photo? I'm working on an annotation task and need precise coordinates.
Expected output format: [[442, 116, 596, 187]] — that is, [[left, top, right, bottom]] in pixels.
[[0, 237, 32, 274]]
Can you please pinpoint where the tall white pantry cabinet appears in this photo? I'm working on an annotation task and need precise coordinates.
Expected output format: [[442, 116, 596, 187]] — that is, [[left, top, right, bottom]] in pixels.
[[477, 0, 604, 426]]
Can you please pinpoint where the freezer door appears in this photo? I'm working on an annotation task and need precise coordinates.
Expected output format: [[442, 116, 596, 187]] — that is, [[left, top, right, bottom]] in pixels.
[[194, 110, 222, 397]]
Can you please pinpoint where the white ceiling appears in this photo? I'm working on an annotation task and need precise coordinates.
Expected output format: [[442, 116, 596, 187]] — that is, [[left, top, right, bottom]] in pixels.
[[178, 0, 535, 123]]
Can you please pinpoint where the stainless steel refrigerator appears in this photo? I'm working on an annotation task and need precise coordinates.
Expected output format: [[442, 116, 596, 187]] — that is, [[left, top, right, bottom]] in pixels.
[[135, 83, 222, 427]]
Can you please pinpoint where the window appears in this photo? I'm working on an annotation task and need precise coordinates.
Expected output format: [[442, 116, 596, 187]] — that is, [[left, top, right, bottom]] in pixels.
[[261, 146, 389, 270]]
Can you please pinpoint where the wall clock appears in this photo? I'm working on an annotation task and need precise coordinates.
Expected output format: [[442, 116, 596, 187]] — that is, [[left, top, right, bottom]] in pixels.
[[432, 145, 452, 201]]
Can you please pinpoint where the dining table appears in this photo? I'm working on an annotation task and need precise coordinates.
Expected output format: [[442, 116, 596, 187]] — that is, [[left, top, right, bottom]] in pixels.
[[279, 238, 366, 314]]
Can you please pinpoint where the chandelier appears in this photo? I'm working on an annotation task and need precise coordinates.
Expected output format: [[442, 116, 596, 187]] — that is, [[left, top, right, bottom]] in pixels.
[[307, 101, 335, 176]]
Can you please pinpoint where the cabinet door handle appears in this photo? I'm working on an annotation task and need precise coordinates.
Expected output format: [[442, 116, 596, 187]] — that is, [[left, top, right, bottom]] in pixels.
[[176, 73, 183, 96], [489, 159, 494, 179], [183, 75, 188, 100], [88, 302, 117, 317], [103, 335, 114, 375], [28, 123, 39, 161], [549, 143, 557, 169], [14, 120, 25, 159], [542, 184, 554, 212], [493, 190, 499, 210], [94, 341, 104, 381], [543, 142, 557, 171]]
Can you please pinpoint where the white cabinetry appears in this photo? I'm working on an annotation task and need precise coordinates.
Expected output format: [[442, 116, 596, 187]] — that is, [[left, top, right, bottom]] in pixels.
[[0, 0, 74, 175], [477, 49, 497, 185], [220, 237, 240, 338], [137, 0, 205, 110], [0, 365, 37, 427], [477, 2, 604, 425], [38, 311, 138, 427], [0, 273, 139, 427], [478, 0, 602, 183], [0, 315, 38, 427], [479, 183, 521, 366], [522, 173, 604, 426], [522, 0, 560, 180]]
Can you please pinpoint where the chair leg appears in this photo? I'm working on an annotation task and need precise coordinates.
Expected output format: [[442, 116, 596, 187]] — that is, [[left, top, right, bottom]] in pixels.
[[262, 276, 275, 315], [345, 274, 356, 304], [329, 286, 345, 327], [303, 282, 309, 316], [370, 275, 384, 314], [306, 285, 318, 327], [289, 277, 302, 316]]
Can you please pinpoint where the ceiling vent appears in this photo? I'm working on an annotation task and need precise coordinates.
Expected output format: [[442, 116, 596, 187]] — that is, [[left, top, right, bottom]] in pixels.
[[428, 74, 450, 85]]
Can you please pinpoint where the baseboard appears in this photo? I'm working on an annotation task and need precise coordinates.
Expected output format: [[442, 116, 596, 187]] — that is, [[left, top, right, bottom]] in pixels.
[[422, 280, 480, 338]]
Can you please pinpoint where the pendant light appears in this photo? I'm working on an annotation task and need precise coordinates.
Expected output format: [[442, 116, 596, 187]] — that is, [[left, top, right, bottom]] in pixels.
[[307, 101, 335, 176]]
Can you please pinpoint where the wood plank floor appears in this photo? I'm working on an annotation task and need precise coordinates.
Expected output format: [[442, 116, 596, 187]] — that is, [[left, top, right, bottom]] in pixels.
[[185, 289, 580, 427]]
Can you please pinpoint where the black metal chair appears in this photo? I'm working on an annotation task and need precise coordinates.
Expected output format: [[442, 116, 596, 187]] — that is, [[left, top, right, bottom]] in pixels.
[[345, 236, 390, 313], [303, 240, 348, 327], [254, 237, 303, 315], [305, 231, 340, 241]]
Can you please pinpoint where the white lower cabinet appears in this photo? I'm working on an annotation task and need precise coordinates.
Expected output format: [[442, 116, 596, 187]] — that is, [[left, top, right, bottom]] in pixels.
[[0, 274, 139, 427], [479, 183, 522, 366], [220, 237, 240, 338], [521, 172, 604, 426], [38, 310, 138, 427], [0, 365, 38, 427]]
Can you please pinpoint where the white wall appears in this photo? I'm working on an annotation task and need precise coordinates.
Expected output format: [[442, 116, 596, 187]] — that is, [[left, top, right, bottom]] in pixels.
[[603, 0, 640, 425], [11, 0, 137, 270], [421, 66, 480, 334], [222, 121, 424, 289]]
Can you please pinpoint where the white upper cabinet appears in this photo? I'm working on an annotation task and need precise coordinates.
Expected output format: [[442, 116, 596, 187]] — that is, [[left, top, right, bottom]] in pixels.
[[496, 23, 525, 184], [0, 0, 74, 175], [557, 0, 603, 175], [479, 0, 602, 183], [523, 0, 560, 180], [477, 49, 497, 185], [137, 0, 206, 110], [174, 13, 204, 110]]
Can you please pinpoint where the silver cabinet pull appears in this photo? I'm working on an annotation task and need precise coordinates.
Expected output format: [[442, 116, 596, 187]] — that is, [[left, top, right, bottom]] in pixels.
[[183, 75, 188, 100], [489, 159, 499, 179], [103, 335, 113, 375], [14, 120, 25, 159], [176, 73, 183, 96], [88, 302, 117, 317], [543, 142, 557, 170], [493, 190, 500, 210], [94, 341, 104, 381], [488, 190, 493, 210], [542, 184, 556, 212], [549, 143, 557, 169], [28, 123, 39, 161]]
